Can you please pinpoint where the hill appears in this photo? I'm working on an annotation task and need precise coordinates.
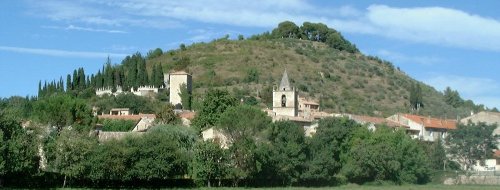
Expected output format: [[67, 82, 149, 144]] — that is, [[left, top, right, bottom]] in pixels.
[[145, 36, 481, 118], [34, 21, 491, 118]]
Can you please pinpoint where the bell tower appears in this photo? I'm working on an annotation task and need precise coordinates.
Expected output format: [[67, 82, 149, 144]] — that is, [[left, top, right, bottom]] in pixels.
[[272, 69, 298, 117]]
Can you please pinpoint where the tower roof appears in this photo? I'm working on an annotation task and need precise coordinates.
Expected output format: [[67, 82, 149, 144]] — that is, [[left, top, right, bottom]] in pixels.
[[279, 69, 291, 90]]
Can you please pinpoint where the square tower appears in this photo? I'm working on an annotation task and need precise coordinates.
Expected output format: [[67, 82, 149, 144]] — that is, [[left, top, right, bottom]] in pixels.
[[169, 71, 192, 109], [273, 70, 298, 117]]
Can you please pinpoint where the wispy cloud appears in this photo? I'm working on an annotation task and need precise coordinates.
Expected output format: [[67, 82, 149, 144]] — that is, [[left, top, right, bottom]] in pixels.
[[424, 75, 500, 108], [375, 49, 444, 65], [43, 25, 127, 33], [0, 46, 127, 58], [28, 1, 500, 52]]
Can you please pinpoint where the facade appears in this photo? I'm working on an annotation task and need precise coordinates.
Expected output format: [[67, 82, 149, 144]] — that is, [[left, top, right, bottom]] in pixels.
[[460, 111, 500, 147], [272, 70, 298, 117], [387, 114, 457, 142], [169, 71, 192, 109], [346, 114, 409, 131], [97, 113, 156, 132], [131, 85, 159, 97], [109, 108, 130, 115]]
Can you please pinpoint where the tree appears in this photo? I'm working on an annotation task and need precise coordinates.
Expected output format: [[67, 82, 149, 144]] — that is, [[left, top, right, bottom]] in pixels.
[[443, 87, 463, 108], [272, 21, 300, 38], [191, 89, 238, 131], [155, 103, 179, 125], [179, 83, 192, 110], [33, 94, 93, 132], [146, 48, 163, 59], [0, 113, 40, 185], [124, 125, 196, 180], [302, 117, 362, 185], [256, 121, 306, 185], [216, 105, 271, 143], [191, 140, 228, 187], [51, 129, 97, 187], [342, 126, 430, 184], [409, 83, 424, 112], [446, 121, 498, 171]]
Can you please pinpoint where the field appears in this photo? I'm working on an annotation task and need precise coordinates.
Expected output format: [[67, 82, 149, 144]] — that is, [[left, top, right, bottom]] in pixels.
[[192, 185, 499, 190]]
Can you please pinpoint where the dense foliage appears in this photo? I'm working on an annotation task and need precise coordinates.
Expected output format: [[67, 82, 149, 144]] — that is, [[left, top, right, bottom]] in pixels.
[[446, 121, 498, 171]]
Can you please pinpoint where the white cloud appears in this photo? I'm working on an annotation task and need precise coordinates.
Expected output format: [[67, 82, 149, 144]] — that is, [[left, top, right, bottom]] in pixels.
[[375, 49, 444, 65], [43, 25, 127, 33], [357, 5, 500, 52], [28, 1, 500, 52], [0, 46, 127, 58], [424, 75, 500, 108]]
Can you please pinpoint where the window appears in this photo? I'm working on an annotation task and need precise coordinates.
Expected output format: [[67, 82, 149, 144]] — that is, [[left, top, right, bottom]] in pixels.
[[281, 95, 286, 107]]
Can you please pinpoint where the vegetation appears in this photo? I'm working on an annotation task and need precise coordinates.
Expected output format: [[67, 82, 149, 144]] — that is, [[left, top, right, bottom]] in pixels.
[[446, 121, 499, 171], [1, 21, 499, 188]]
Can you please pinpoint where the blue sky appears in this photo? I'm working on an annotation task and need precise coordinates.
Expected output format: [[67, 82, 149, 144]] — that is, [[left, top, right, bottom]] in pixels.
[[1, 0, 500, 109]]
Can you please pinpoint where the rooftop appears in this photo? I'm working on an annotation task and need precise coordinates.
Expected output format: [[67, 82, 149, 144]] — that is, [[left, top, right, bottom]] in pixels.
[[403, 114, 457, 130]]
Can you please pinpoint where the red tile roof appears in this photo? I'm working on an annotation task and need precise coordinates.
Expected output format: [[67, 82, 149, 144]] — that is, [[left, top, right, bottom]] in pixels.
[[351, 115, 409, 128], [179, 111, 196, 120], [403, 114, 457, 130], [98, 114, 156, 121]]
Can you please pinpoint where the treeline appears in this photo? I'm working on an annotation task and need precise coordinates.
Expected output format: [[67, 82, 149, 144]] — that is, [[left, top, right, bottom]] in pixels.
[[2, 89, 497, 188], [249, 21, 359, 53], [38, 52, 166, 98]]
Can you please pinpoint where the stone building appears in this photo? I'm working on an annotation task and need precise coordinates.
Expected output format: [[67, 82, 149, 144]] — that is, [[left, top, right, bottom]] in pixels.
[[272, 70, 298, 117], [168, 71, 192, 109]]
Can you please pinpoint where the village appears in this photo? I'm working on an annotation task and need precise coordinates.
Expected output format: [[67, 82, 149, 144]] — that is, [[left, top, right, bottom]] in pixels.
[[93, 69, 500, 177]]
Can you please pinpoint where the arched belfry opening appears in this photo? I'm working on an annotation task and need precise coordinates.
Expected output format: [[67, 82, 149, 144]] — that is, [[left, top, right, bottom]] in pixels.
[[281, 94, 286, 107]]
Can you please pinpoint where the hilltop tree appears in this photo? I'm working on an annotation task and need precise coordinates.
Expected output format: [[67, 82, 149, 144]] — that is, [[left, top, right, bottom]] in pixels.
[[272, 21, 300, 38]]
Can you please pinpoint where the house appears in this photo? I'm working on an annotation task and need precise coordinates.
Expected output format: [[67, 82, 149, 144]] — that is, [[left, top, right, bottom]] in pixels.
[[98, 113, 156, 132], [387, 114, 457, 142], [109, 108, 130, 115], [346, 114, 409, 131], [460, 111, 500, 148], [179, 110, 196, 126], [201, 127, 229, 149]]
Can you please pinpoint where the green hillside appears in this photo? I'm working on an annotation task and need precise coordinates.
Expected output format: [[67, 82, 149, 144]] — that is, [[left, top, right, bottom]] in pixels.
[[146, 36, 482, 118], [32, 21, 490, 118]]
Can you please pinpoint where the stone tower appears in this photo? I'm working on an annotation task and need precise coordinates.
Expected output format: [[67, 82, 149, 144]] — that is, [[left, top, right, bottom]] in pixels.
[[273, 69, 298, 117], [169, 71, 192, 109]]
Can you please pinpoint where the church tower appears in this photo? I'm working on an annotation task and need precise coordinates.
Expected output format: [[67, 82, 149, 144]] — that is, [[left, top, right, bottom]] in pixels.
[[273, 69, 298, 117]]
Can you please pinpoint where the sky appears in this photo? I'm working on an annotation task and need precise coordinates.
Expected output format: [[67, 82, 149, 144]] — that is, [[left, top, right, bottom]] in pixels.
[[1, 0, 500, 109]]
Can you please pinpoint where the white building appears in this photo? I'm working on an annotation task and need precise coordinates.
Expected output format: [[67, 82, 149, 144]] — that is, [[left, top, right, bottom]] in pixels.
[[387, 114, 457, 142], [168, 71, 192, 109]]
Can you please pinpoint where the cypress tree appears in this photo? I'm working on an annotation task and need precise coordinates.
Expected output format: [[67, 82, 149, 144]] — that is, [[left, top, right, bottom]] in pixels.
[[66, 74, 72, 91], [72, 69, 78, 90]]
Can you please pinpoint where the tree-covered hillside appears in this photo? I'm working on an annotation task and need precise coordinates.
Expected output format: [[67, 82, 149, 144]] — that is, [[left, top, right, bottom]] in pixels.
[[33, 21, 492, 118]]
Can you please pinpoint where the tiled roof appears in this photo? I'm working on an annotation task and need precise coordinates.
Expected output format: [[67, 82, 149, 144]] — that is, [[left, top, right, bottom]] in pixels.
[[495, 150, 500, 158], [403, 114, 457, 130], [350, 115, 409, 128], [179, 111, 196, 120], [170, 71, 190, 75], [98, 114, 156, 121]]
